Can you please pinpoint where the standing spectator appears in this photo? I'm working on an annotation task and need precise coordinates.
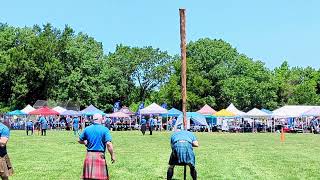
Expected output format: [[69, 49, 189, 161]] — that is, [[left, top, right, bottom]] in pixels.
[[26, 120, 34, 136], [149, 115, 155, 135], [72, 116, 80, 136], [140, 117, 147, 135], [105, 116, 112, 130], [39, 115, 48, 136]]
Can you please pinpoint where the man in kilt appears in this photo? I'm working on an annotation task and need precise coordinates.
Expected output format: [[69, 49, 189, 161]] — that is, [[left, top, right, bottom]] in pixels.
[[140, 116, 147, 135], [78, 114, 116, 180], [167, 129, 199, 180], [0, 121, 13, 180]]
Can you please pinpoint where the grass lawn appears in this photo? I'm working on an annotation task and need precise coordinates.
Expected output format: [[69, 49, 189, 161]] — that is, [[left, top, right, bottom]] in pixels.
[[7, 130, 320, 180]]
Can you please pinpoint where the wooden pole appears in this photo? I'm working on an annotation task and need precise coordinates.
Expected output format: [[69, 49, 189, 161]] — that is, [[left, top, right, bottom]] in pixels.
[[179, 9, 187, 130]]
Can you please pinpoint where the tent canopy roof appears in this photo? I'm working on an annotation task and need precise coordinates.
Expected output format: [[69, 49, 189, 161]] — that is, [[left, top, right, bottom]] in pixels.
[[245, 108, 270, 117], [7, 110, 27, 116], [52, 106, 67, 113], [215, 109, 235, 117], [261, 109, 273, 114], [107, 111, 130, 118], [80, 105, 105, 115], [226, 103, 246, 116], [119, 106, 134, 115], [175, 112, 209, 129], [140, 103, 168, 115], [21, 105, 35, 114], [168, 108, 182, 117], [60, 110, 81, 116], [29, 106, 59, 115], [273, 105, 320, 117], [303, 107, 320, 116], [197, 104, 216, 115]]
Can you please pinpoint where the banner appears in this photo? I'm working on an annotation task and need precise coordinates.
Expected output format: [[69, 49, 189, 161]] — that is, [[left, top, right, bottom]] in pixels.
[[113, 101, 121, 112]]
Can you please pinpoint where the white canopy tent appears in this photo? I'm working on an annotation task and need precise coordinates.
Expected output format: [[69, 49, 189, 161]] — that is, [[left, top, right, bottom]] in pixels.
[[272, 105, 320, 118], [52, 106, 67, 114], [140, 103, 168, 115], [21, 104, 35, 114], [226, 103, 246, 116], [245, 108, 271, 118]]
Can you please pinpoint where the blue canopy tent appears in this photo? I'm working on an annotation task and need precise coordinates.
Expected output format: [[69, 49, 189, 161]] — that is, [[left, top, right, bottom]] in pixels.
[[60, 110, 82, 116], [80, 105, 106, 115], [167, 108, 182, 117], [261, 109, 273, 115], [174, 112, 210, 131], [6, 110, 27, 116]]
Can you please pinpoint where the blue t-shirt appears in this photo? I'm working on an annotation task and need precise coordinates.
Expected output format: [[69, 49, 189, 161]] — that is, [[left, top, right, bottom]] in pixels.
[[26, 121, 33, 127], [79, 123, 112, 152], [73, 117, 79, 128], [0, 123, 10, 157], [149, 118, 155, 126], [39, 117, 48, 129], [140, 119, 146, 125], [170, 130, 197, 146]]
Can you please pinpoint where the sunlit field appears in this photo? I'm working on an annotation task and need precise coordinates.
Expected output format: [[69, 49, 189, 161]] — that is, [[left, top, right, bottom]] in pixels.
[[7, 130, 320, 179]]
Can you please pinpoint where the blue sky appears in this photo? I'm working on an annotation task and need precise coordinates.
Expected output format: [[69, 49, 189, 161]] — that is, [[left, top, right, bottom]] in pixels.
[[1, 0, 319, 69]]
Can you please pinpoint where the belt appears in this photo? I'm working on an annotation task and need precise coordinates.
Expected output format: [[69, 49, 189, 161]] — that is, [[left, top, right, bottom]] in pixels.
[[87, 150, 104, 153]]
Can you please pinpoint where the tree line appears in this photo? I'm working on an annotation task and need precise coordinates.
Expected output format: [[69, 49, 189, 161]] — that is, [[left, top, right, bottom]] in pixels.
[[1, 23, 319, 113]]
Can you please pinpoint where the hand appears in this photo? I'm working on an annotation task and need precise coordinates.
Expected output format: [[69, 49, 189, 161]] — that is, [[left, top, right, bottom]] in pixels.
[[111, 155, 116, 164]]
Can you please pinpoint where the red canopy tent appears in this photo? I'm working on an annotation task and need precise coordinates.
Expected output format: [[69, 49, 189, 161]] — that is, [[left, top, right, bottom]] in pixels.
[[197, 104, 217, 115], [29, 106, 60, 115]]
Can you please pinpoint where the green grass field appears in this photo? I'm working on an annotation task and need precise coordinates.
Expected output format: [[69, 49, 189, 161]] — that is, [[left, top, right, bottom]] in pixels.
[[6, 130, 320, 180]]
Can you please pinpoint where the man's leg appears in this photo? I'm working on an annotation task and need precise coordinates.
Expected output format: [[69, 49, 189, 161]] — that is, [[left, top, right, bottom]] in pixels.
[[189, 164, 197, 180], [167, 165, 175, 180], [26, 129, 28, 136], [41, 129, 43, 136], [1, 176, 8, 180], [44, 129, 46, 136]]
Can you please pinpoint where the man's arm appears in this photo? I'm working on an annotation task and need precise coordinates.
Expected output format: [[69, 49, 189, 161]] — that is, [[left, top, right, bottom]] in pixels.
[[106, 141, 116, 163], [0, 137, 8, 147], [192, 140, 199, 147]]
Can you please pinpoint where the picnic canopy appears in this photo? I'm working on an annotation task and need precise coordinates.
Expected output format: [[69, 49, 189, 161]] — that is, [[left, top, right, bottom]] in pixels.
[[80, 104, 105, 115], [174, 112, 209, 130], [226, 103, 246, 116], [60, 110, 82, 116], [261, 109, 273, 115], [302, 107, 320, 116], [167, 108, 182, 117], [6, 110, 27, 116], [215, 109, 235, 117], [21, 104, 35, 114], [197, 104, 216, 115], [52, 106, 67, 114], [107, 111, 130, 118], [119, 106, 135, 115], [273, 105, 319, 117], [245, 108, 271, 117], [29, 106, 60, 115], [140, 103, 168, 115]]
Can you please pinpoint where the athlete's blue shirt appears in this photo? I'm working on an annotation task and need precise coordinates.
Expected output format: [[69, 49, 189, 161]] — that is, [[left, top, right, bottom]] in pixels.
[[39, 117, 48, 129], [170, 130, 197, 146], [79, 123, 112, 152], [140, 119, 146, 125], [0, 123, 9, 156]]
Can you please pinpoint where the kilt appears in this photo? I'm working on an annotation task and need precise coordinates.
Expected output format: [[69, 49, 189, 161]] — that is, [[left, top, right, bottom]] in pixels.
[[169, 142, 195, 166], [82, 152, 109, 180], [0, 154, 13, 177], [141, 124, 146, 132]]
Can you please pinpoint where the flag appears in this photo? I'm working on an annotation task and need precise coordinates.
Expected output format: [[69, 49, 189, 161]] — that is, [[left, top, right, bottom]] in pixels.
[[136, 102, 144, 115], [113, 101, 121, 112]]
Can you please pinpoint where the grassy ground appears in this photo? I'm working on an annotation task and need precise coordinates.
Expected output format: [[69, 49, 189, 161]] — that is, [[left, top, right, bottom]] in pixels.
[[7, 130, 320, 180]]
